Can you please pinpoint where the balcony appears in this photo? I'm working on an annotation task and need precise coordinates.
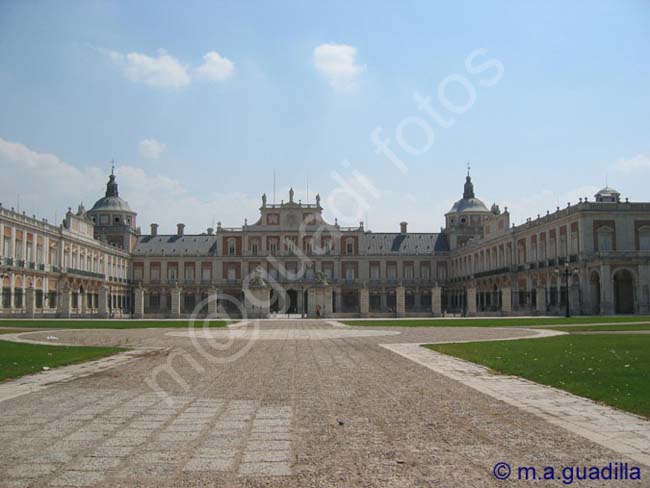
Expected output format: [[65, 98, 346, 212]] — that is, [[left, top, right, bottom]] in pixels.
[[66, 268, 106, 280]]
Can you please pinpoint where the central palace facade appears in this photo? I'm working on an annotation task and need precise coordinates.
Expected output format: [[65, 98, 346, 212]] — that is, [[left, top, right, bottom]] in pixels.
[[1, 170, 649, 318]]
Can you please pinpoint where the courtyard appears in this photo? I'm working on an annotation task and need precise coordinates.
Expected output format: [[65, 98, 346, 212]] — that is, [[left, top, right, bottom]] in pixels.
[[0, 318, 648, 487]]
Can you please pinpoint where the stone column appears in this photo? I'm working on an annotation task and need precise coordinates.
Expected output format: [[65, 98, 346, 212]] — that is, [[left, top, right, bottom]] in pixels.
[[396, 286, 405, 317], [170, 286, 182, 318], [134, 287, 145, 318], [599, 264, 614, 315], [501, 287, 512, 314], [207, 287, 219, 316], [98, 286, 109, 318], [466, 287, 477, 316], [57, 286, 71, 318], [323, 287, 333, 316], [431, 286, 442, 316], [536, 287, 546, 313], [359, 287, 369, 317], [637, 265, 650, 314], [79, 290, 86, 317], [25, 286, 35, 318]]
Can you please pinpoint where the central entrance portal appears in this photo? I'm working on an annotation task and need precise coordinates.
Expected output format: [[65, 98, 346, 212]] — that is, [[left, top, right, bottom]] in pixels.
[[269, 288, 307, 317]]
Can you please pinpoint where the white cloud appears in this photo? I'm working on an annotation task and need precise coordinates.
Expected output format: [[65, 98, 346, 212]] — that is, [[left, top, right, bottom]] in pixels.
[[98, 47, 235, 88], [313, 43, 365, 92], [193, 51, 235, 82], [106, 49, 191, 88], [0, 137, 260, 233], [613, 154, 650, 173], [138, 138, 166, 160]]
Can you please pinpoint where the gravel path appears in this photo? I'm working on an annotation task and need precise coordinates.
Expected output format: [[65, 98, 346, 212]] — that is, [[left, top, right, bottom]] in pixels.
[[0, 320, 645, 487]]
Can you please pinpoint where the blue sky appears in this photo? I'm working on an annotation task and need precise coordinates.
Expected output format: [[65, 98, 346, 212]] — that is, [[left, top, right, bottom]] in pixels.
[[0, 0, 649, 233]]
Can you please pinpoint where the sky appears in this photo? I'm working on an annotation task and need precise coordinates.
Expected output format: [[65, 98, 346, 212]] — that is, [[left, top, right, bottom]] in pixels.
[[0, 0, 649, 234]]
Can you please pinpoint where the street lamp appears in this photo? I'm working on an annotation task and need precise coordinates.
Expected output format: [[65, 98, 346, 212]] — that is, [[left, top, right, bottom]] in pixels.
[[555, 263, 578, 318]]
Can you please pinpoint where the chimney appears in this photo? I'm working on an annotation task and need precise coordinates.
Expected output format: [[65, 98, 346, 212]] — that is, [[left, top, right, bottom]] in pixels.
[[151, 223, 158, 236], [400, 221, 408, 233], [177, 223, 185, 236]]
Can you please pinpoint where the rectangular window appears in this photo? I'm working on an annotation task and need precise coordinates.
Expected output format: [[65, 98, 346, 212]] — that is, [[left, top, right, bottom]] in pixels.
[[370, 265, 380, 280], [184, 266, 195, 282], [133, 266, 143, 281], [167, 266, 178, 282], [345, 267, 355, 280], [404, 265, 414, 280], [201, 266, 212, 282], [227, 266, 236, 281], [15, 241, 23, 260], [387, 264, 397, 280]]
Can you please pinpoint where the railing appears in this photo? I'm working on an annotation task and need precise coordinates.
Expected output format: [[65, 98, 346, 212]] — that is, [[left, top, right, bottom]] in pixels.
[[66, 268, 106, 280]]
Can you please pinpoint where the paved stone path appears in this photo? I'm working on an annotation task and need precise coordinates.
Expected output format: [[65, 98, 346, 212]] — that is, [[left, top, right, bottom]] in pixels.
[[0, 320, 648, 487], [383, 342, 650, 468]]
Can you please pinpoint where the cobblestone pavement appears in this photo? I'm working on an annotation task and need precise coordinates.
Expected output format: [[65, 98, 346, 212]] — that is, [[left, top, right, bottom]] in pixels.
[[0, 320, 648, 487]]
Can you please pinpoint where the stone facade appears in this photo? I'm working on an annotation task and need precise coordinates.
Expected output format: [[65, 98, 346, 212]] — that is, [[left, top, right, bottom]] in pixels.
[[1, 171, 649, 319]]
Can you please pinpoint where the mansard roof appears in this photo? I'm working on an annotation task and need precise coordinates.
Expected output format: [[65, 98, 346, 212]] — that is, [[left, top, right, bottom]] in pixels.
[[133, 235, 218, 256], [363, 233, 448, 255]]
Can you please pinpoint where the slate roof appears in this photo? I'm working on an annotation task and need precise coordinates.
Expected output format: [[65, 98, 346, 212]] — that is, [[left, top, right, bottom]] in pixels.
[[447, 197, 490, 214], [89, 196, 134, 213], [363, 233, 448, 255], [133, 235, 218, 256]]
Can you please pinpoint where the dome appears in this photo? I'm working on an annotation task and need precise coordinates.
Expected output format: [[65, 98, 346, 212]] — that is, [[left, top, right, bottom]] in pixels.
[[448, 197, 490, 214], [446, 173, 491, 215], [594, 186, 620, 203], [89, 195, 134, 213], [88, 173, 135, 214]]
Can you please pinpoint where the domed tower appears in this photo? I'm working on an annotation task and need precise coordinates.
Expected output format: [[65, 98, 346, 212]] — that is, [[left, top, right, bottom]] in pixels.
[[87, 168, 138, 251], [444, 169, 493, 250]]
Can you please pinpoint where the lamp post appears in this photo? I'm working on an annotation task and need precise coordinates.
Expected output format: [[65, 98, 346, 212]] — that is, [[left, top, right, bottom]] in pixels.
[[555, 263, 578, 318]]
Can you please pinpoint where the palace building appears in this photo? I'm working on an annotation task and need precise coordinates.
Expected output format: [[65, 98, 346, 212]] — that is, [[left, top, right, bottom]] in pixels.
[[1, 170, 649, 318]]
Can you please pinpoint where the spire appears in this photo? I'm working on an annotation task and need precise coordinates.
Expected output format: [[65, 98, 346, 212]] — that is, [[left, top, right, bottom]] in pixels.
[[463, 164, 475, 199]]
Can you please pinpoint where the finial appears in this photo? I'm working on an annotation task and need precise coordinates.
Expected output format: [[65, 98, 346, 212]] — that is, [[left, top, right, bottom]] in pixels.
[[466, 161, 471, 176], [111, 159, 115, 176], [289, 187, 294, 203]]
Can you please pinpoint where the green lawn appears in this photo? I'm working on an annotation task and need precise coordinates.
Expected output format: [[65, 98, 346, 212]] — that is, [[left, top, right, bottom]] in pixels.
[[0, 341, 122, 382], [0, 320, 229, 329], [424, 335, 650, 417], [343, 316, 650, 328], [544, 324, 650, 333]]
